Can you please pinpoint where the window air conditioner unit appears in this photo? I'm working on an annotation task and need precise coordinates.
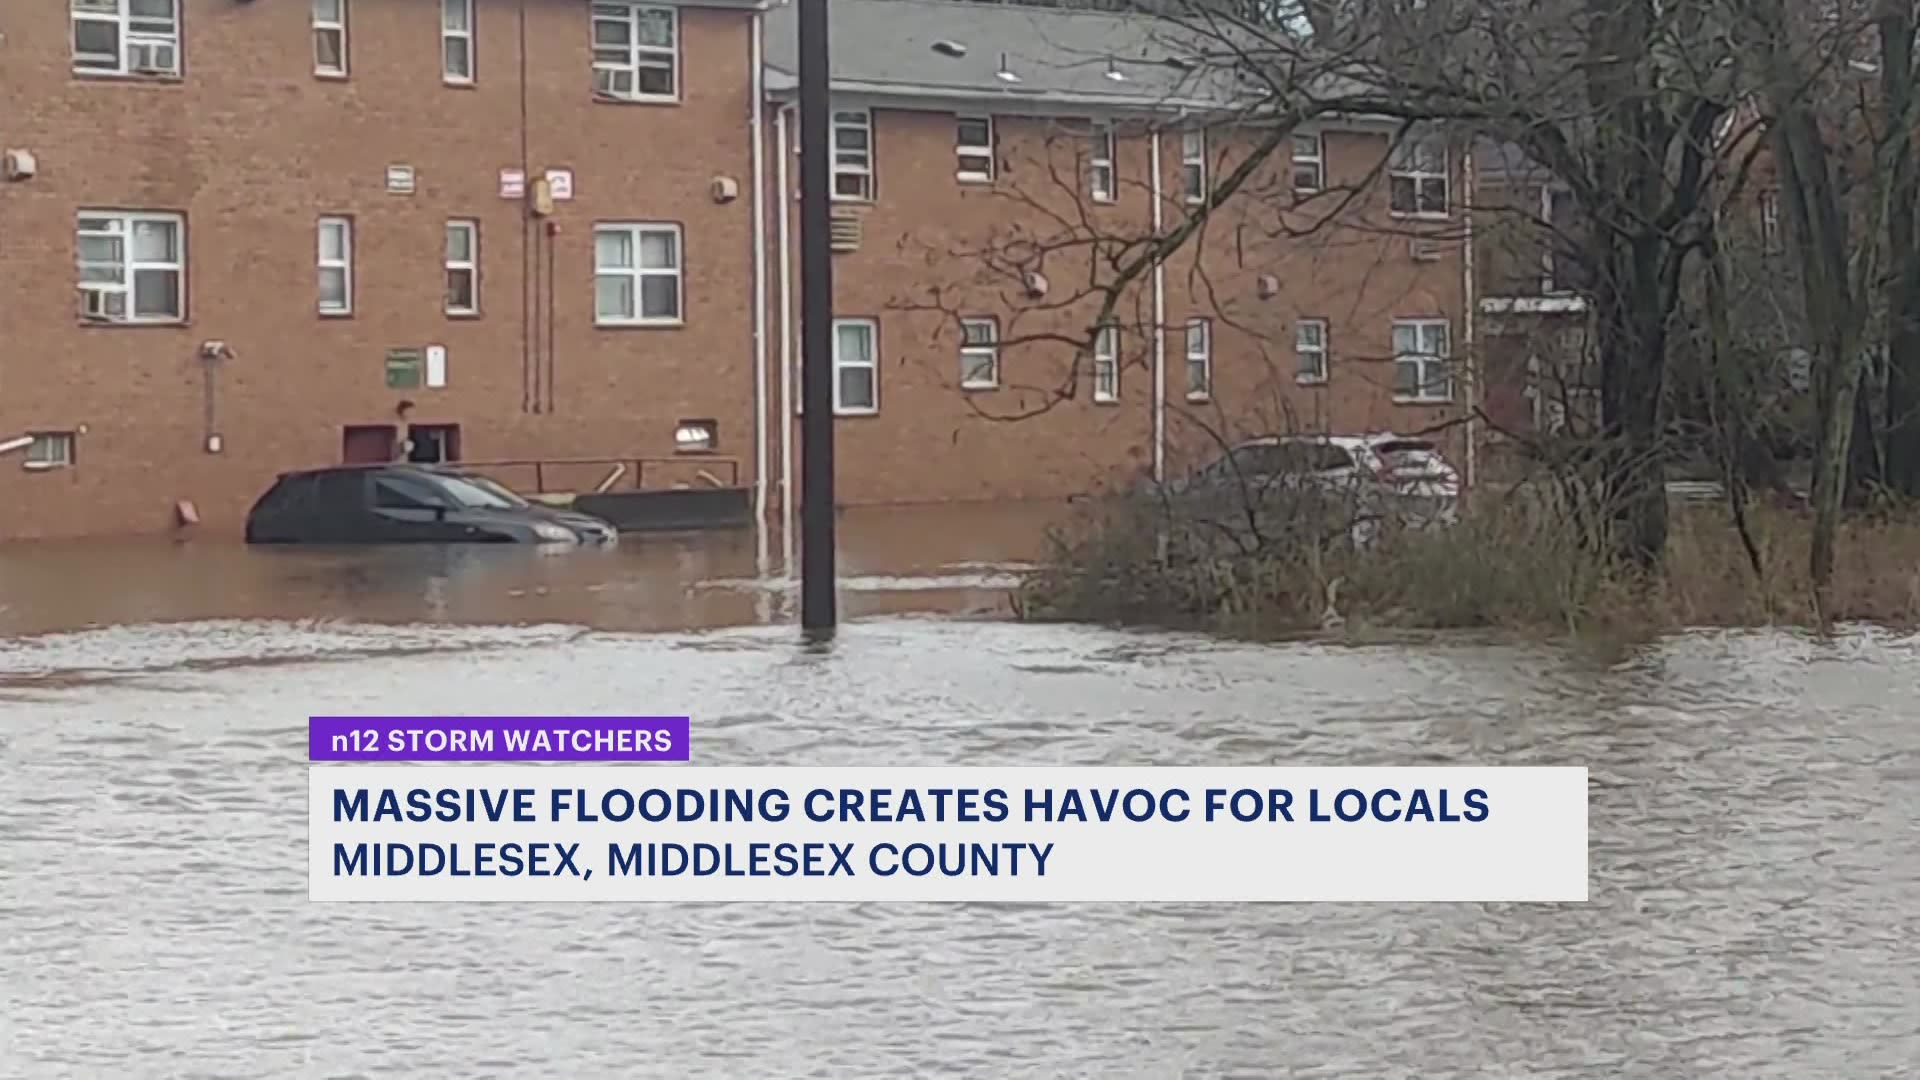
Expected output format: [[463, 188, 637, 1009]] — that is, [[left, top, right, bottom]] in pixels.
[[79, 287, 126, 322]]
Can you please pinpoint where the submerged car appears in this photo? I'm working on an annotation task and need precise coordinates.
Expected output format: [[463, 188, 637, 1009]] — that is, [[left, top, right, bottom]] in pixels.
[[244, 464, 617, 545], [1158, 436, 1393, 548], [1364, 433, 1461, 526]]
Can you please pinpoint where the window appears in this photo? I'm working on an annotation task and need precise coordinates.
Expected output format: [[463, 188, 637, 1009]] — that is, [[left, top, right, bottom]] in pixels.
[[317, 217, 352, 315], [313, 0, 348, 77], [1185, 318, 1212, 399], [1295, 319, 1328, 383], [960, 318, 999, 389], [1392, 319, 1451, 402], [386, 348, 424, 389], [594, 223, 682, 325], [1181, 129, 1207, 204], [25, 433, 75, 471], [71, 0, 180, 77], [1542, 188, 1577, 292], [833, 109, 874, 200], [445, 220, 479, 314], [591, 3, 677, 101], [1090, 127, 1117, 203], [1389, 135, 1448, 216], [833, 318, 879, 415], [1292, 132, 1323, 193], [1092, 324, 1119, 402], [956, 115, 994, 182], [1760, 190, 1782, 253], [76, 211, 184, 323], [442, 0, 474, 83]]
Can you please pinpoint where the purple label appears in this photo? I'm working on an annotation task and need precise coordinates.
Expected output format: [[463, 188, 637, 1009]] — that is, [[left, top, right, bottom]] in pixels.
[[309, 716, 690, 762]]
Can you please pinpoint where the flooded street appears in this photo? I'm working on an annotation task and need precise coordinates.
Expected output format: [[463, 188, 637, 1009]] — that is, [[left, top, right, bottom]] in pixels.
[[2, 504, 1918, 1077]]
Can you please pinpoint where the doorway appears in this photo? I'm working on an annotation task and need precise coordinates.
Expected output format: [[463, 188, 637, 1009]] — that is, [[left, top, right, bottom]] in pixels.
[[342, 425, 398, 463], [407, 424, 462, 464]]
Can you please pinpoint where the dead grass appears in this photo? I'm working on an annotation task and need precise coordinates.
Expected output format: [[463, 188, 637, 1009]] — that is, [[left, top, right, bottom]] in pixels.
[[1014, 489, 1920, 639]]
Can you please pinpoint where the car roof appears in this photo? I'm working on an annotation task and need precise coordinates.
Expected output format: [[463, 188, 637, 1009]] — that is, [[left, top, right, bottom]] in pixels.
[[1229, 436, 1375, 451], [273, 462, 453, 481]]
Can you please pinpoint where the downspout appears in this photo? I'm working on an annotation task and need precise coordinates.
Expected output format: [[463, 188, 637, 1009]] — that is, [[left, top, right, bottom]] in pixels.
[[1461, 142, 1478, 490], [1150, 128, 1166, 484], [750, 11, 770, 575], [776, 105, 797, 576]]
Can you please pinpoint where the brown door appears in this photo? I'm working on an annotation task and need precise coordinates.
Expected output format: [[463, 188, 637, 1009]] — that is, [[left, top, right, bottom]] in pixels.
[[342, 425, 398, 463]]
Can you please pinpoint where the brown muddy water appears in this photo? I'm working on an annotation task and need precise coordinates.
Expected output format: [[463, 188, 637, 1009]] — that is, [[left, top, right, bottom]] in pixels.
[[1, 502, 1917, 1078]]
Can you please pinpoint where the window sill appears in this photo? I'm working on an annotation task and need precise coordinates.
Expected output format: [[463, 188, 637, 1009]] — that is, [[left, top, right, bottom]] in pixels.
[[78, 317, 188, 328], [1185, 392, 1211, 404], [443, 78, 477, 89], [319, 309, 354, 319], [315, 70, 350, 81], [73, 70, 182, 85], [446, 309, 482, 320], [593, 92, 682, 106], [956, 174, 994, 185], [961, 381, 999, 392], [1296, 375, 1329, 387], [1090, 194, 1117, 205], [833, 408, 879, 418], [1092, 396, 1121, 406], [1392, 396, 1454, 406], [1389, 210, 1451, 221], [596, 318, 685, 330], [21, 462, 70, 473]]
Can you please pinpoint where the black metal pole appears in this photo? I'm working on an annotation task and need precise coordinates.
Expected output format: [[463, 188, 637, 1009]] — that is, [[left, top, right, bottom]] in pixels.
[[797, 0, 838, 633]]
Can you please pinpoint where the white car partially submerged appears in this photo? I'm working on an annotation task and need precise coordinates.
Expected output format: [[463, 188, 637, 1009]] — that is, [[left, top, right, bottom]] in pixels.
[[1365, 434, 1461, 525]]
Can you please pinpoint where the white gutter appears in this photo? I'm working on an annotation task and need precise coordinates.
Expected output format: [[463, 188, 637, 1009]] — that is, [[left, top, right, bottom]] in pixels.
[[1150, 129, 1166, 484], [1461, 142, 1477, 490], [749, 11, 770, 576], [775, 104, 796, 576]]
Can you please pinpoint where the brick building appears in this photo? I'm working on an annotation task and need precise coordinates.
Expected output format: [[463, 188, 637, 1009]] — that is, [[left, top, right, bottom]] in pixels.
[[0, 0, 1471, 543]]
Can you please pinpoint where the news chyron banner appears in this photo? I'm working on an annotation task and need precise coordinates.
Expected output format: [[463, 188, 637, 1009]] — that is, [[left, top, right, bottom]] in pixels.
[[308, 717, 1589, 902]]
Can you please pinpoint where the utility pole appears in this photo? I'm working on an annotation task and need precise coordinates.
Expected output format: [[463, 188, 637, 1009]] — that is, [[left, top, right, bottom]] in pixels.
[[797, 0, 838, 633]]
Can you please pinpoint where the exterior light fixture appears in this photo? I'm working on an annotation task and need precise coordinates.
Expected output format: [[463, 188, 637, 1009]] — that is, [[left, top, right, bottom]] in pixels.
[[1105, 57, 1127, 81], [995, 52, 1020, 82]]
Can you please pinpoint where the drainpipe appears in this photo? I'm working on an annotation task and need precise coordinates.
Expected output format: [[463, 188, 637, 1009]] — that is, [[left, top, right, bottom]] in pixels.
[[776, 105, 797, 576], [1461, 142, 1478, 490], [750, 11, 770, 575], [1150, 127, 1166, 484]]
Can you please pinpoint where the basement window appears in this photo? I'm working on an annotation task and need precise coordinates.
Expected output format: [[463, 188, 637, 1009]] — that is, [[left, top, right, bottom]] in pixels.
[[674, 420, 716, 452], [25, 433, 76, 471]]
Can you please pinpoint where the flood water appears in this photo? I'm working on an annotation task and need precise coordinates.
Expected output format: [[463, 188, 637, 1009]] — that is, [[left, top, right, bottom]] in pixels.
[[2, 502, 1917, 1077]]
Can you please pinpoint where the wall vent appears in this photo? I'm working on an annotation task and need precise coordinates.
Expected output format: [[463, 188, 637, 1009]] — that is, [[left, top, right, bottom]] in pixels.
[[829, 208, 862, 252]]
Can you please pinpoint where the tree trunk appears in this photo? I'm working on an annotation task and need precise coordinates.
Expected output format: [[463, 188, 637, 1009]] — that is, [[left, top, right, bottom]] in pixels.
[[1880, 6, 1920, 497]]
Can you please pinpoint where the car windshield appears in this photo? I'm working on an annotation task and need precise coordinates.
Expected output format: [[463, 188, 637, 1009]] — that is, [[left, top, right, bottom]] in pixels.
[[425, 473, 525, 510]]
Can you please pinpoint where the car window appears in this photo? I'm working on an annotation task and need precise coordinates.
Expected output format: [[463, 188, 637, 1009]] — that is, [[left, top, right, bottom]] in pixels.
[[255, 475, 314, 515], [314, 471, 368, 512], [374, 475, 448, 510], [447, 473, 530, 508], [427, 474, 520, 510]]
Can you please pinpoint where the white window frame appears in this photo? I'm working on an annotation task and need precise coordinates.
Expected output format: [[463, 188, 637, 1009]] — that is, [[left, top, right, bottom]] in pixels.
[[833, 317, 880, 416], [71, 0, 181, 78], [1392, 319, 1452, 403], [1295, 318, 1329, 384], [1181, 129, 1207, 204], [442, 0, 475, 84], [445, 219, 480, 315], [317, 216, 353, 316], [1090, 127, 1117, 203], [25, 433, 76, 471], [1092, 324, 1119, 403], [76, 210, 185, 325], [956, 115, 995, 182], [1185, 318, 1212, 400], [313, 0, 348, 78], [833, 108, 875, 201], [590, 2, 679, 103], [1292, 132, 1324, 193], [1389, 134, 1449, 218], [593, 222, 683, 326], [960, 317, 999, 389]]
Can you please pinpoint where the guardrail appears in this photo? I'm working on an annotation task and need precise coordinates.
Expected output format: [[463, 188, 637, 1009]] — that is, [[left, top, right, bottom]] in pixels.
[[450, 455, 744, 495]]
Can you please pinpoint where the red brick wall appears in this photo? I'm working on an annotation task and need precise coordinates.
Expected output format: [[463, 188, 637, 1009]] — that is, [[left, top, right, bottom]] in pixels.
[[0, 0, 760, 540]]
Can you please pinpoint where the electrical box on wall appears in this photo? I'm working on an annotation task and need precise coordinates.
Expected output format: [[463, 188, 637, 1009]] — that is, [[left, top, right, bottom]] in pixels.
[[2, 149, 36, 181]]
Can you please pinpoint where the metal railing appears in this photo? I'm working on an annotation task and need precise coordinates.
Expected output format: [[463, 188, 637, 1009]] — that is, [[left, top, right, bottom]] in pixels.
[[446, 455, 744, 495]]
